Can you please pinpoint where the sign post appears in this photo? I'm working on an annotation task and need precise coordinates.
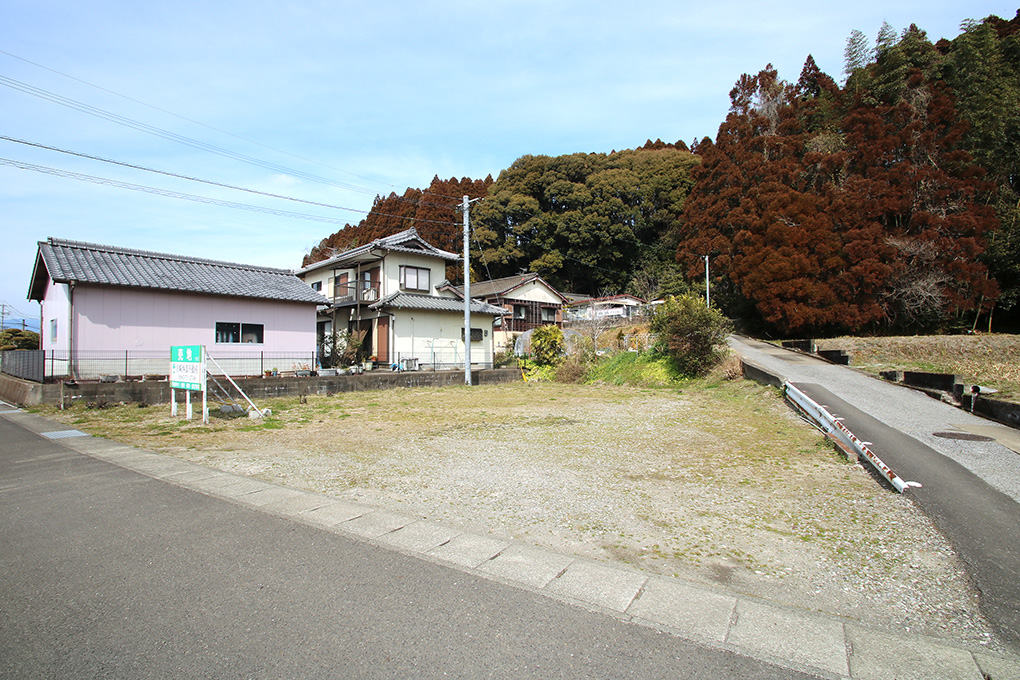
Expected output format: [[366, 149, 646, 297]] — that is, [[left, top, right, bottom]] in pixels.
[[170, 345, 207, 424]]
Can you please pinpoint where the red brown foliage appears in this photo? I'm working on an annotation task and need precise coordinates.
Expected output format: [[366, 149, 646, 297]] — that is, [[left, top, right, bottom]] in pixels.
[[302, 175, 493, 269], [677, 57, 997, 335]]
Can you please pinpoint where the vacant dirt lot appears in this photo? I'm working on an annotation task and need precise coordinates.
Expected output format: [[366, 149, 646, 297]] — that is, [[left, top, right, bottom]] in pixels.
[[46, 377, 1004, 649]]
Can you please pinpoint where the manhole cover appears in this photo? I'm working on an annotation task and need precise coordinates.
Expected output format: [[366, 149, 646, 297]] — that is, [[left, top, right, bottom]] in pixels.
[[933, 431, 994, 442]]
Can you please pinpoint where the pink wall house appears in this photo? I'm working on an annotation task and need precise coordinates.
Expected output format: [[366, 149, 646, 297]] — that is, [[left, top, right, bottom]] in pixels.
[[28, 238, 328, 377]]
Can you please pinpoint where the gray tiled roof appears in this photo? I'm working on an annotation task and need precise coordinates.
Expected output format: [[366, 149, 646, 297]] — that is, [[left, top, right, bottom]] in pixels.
[[442, 272, 567, 302], [297, 227, 460, 274], [29, 238, 329, 304], [369, 292, 505, 316]]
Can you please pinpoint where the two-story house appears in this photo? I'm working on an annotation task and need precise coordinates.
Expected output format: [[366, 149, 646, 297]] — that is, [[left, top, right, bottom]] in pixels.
[[439, 272, 566, 351], [297, 228, 504, 369]]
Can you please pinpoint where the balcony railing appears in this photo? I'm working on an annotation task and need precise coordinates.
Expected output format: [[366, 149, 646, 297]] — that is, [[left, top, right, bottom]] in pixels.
[[332, 282, 380, 305]]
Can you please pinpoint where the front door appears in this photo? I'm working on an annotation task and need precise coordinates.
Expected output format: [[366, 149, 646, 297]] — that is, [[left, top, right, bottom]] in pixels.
[[376, 315, 390, 365]]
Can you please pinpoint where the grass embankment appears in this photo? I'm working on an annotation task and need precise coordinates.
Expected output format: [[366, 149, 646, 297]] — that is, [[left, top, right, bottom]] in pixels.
[[815, 334, 1020, 402]]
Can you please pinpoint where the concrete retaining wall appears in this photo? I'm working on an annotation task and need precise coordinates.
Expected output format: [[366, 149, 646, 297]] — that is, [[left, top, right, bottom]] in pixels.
[[962, 393, 1020, 430], [781, 339, 815, 352], [816, 349, 850, 365], [902, 371, 958, 392], [0, 369, 521, 407], [740, 358, 783, 388]]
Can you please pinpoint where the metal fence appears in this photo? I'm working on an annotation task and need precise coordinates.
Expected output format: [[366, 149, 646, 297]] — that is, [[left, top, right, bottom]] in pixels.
[[0, 350, 44, 382], [0, 349, 319, 383], [0, 348, 493, 382], [392, 350, 492, 371]]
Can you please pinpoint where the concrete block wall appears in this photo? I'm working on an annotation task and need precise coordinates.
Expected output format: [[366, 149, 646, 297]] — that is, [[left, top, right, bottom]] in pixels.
[[0, 369, 521, 407]]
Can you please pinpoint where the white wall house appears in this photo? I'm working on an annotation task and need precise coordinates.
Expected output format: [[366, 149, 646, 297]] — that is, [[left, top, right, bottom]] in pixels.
[[439, 272, 567, 350], [564, 294, 648, 322], [297, 228, 504, 369]]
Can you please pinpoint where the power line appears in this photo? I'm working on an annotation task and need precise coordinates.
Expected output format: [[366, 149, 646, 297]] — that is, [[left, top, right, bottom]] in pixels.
[[0, 135, 458, 226], [1, 156, 466, 227], [0, 48, 408, 192], [0, 74, 387, 196], [0, 300, 29, 316], [0, 155, 462, 227], [0, 54, 467, 204]]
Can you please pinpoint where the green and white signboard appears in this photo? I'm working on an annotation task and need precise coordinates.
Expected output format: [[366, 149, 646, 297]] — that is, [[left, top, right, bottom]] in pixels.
[[170, 345, 207, 423], [170, 345, 205, 390]]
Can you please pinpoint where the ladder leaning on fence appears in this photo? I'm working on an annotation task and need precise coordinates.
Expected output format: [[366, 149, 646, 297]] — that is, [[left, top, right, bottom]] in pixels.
[[206, 355, 268, 419]]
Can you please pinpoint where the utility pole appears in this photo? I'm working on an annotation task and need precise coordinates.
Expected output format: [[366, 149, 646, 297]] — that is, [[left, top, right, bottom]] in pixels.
[[463, 195, 471, 385], [459, 195, 483, 386], [703, 255, 710, 308]]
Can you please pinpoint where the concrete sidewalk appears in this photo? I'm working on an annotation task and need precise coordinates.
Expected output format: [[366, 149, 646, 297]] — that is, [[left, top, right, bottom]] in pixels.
[[3, 401, 1017, 679]]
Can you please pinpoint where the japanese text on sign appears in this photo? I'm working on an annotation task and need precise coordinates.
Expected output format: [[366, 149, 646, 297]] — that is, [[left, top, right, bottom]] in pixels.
[[170, 345, 205, 391]]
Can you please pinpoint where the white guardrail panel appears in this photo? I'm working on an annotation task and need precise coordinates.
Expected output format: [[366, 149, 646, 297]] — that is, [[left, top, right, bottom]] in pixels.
[[784, 381, 921, 493]]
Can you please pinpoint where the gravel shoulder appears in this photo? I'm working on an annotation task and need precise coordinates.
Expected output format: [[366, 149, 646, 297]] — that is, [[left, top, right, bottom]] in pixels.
[[43, 377, 1007, 652]]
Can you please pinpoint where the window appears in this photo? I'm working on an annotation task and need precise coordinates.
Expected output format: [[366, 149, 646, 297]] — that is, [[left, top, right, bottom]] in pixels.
[[310, 281, 322, 292], [400, 266, 431, 292], [215, 322, 239, 344], [541, 306, 557, 322], [361, 269, 379, 301], [514, 305, 527, 319], [50, 318, 57, 342], [461, 327, 483, 343], [216, 322, 264, 344], [241, 324, 264, 343]]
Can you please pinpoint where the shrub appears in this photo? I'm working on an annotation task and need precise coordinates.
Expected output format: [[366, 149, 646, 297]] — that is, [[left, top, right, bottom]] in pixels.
[[0, 329, 40, 351], [554, 356, 590, 383], [530, 325, 565, 366], [649, 295, 733, 377], [321, 328, 364, 367]]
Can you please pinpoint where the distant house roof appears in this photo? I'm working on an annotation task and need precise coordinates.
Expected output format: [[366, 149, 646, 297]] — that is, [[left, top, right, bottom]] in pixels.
[[439, 272, 567, 302], [369, 292, 505, 316], [28, 238, 329, 305], [565, 294, 646, 307], [297, 228, 460, 274]]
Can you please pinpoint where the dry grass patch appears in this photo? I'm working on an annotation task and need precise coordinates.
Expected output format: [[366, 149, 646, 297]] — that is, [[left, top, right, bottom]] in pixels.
[[39, 378, 999, 648], [816, 334, 1020, 402]]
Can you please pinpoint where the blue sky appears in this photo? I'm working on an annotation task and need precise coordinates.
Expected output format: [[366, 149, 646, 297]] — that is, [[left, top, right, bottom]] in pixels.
[[1, 0, 1014, 323]]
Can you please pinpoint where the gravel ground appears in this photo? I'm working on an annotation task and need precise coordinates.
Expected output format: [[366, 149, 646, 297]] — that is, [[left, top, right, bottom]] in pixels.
[[46, 378, 1008, 652]]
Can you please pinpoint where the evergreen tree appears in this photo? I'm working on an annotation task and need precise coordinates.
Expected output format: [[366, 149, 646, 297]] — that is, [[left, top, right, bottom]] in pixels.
[[472, 147, 699, 293]]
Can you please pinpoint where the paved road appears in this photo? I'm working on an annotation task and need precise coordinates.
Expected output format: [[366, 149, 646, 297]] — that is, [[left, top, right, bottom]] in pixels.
[[0, 408, 819, 679], [732, 336, 1020, 650]]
